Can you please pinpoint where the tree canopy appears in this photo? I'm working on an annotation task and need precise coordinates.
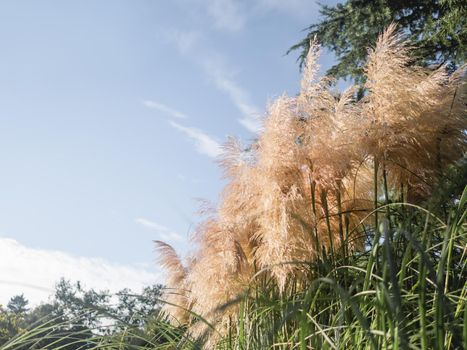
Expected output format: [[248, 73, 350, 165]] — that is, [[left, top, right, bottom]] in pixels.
[[289, 0, 466, 82], [6, 295, 28, 315], [0, 279, 165, 349]]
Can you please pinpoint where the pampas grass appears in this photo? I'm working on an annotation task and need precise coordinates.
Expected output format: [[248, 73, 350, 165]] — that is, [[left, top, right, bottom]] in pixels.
[[154, 241, 190, 325], [155, 25, 466, 348]]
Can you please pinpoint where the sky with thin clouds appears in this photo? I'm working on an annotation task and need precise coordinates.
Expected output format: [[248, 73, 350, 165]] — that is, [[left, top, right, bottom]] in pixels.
[[0, 0, 339, 305]]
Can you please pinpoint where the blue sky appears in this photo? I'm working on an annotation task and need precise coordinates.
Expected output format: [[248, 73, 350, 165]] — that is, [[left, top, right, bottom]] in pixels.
[[0, 0, 339, 304]]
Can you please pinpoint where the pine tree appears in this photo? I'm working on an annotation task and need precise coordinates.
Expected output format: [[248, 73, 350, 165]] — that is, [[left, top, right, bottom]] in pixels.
[[6, 295, 28, 315], [289, 0, 466, 82]]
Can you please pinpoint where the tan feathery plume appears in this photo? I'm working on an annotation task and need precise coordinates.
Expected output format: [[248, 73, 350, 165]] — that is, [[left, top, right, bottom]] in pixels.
[[186, 219, 251, 341], [217, 138, 260, 262], [254, 95, 320, 289], [154, 240, 190, 324], [361, 23, 466, 200]]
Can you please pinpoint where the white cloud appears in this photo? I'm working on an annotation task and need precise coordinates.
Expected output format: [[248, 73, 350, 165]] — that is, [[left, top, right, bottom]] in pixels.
[[0, 238, 162, 306], [135, 218, 184, 242], [163, 29, 203, 54], [169, 121, 222, 158], [164, 29, 262, 133], [251, 0, 321, 20], [199, 0, 246, 32], [192, 0, 319, 32], [201, 57, 262, 133], [238, 117, 262, 133], [143, 100, 188, 119]]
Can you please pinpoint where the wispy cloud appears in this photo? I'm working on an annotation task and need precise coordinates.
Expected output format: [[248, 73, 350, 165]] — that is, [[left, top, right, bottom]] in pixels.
[[165, 29, 262, 133], [135, 218, 184, 242], [253, 0, 320, 19], [197, 0, 246, 32], [143, 100, 188, 119], [192, 0, 318, 33], [0, 238, 162, 305], [169, 121, 222, 158], [201, 57, 262, 132], [163, 29, 203, 54], [141, 38, 226, 157]]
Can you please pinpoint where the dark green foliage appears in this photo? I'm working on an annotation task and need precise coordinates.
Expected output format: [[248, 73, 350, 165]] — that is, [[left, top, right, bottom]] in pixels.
[[289, 0, 467, 83], [53, 279, 112, 329], [426, 157, 467, 218], [6, 296, 28, 316], [114, 285, 163, 329], [0, 281, 167, 349]]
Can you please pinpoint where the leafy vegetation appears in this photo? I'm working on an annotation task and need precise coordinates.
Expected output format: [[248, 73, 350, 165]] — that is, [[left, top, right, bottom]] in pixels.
[[288, 0, 467, 83], [0, 280, 169, 349]]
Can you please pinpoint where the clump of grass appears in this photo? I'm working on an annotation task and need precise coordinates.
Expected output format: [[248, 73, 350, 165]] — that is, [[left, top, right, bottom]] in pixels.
[[219, 188, 466, 349], [155, 24, 466, 347], [0, 300, 192, 350]]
